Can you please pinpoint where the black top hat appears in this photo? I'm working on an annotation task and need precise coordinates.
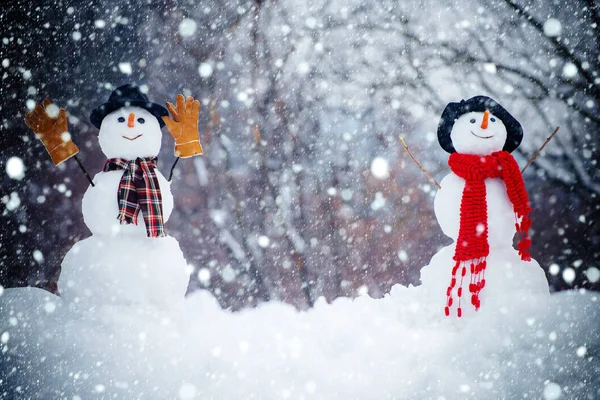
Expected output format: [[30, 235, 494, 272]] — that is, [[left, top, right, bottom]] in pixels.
[[437, 96, 523, 154], [90, 84, 168, 129]]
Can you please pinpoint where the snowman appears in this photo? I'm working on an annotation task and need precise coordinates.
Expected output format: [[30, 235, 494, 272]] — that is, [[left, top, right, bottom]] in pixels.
[[24, 84, 203, 311], [419, 96, 549, 318]]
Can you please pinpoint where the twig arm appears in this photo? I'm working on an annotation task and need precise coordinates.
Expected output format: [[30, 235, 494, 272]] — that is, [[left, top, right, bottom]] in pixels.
[[168, 157, 180, 182], [521, 126, 560, 173], [399, 137, 442, 189], [73, 155, 95, 187]]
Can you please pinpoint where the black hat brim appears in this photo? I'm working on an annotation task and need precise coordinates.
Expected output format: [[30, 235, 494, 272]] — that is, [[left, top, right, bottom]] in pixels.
[[90, 99, 168, 129], [437, 96, 523, 153]]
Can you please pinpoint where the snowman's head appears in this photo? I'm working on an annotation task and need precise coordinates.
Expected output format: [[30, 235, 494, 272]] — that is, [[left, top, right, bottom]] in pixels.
[[90, 84, 169, 159], [98, 106, 163, 159], [437, 96, 523, 155], [449, 111, 507, 156]]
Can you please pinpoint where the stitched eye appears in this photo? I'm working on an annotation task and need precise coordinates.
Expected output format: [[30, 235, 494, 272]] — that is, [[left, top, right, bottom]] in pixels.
[[470, 118, 476, 123], [118, 117, 126, 123], [137, 118, 145, 124], [490, 117, 496, 122]]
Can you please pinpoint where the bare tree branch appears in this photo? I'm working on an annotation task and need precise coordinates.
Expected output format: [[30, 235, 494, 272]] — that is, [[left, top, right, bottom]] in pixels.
[[521, 126, 560, 173], [502, 0, 600, 97]]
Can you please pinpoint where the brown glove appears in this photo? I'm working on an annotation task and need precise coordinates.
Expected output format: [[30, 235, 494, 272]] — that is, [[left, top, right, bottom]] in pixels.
[[162, 94, 204, 158], [24, 99, 79, 166]]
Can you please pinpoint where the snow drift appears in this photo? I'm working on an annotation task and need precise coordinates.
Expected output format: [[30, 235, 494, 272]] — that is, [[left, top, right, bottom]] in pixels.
[[1, 270, 598, 399]]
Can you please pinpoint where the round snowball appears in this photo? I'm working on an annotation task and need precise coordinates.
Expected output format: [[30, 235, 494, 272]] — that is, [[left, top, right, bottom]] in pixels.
[[178, 18, 197, 37], [434, 173, 516, 247], [98, 106, 163, 160], [450, 111, 507, 156], [543, 19, 562, 37], [6, 156, 25, 180], [82, 170, 173, 236], [370, 157, 390, 180], [58, 235, 189, 308]]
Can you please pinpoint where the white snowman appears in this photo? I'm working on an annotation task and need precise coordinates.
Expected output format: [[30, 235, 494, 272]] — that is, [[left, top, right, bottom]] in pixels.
[[420, 96, 549, 318], [55, 84, 196, 310], [83, 88, 173, 237]]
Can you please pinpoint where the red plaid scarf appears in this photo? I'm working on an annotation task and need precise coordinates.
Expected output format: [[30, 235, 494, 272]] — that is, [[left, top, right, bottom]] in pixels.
[[445, 151, 532, 317], [103, 157, 166, 238]]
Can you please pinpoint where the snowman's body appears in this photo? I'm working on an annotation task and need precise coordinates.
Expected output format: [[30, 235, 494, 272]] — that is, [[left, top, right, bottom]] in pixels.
[[83, 168, 173, 236], [58, 105, 189, 310], [424, 173, 548, 317], [435, 174, 516, 248], [420, 106, 549, 317]]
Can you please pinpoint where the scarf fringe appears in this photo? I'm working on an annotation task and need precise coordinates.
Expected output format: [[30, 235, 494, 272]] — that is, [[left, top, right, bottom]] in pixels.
[[445, 258, 487, 318]]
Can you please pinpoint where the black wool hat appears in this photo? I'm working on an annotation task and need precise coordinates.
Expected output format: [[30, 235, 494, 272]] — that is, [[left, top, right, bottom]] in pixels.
[[437, 96, 523, 154], [90, 84, 168, 129]]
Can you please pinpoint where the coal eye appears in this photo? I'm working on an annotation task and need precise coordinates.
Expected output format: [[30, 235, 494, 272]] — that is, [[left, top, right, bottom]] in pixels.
[[470, 118, 476, 123], [137, 118, 145, 124], [490, 117, 496, 122], [118, 117, 126, 123]]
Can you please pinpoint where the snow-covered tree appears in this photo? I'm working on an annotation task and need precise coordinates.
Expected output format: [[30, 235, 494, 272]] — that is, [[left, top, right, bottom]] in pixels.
[[1, 0, 598, 310]]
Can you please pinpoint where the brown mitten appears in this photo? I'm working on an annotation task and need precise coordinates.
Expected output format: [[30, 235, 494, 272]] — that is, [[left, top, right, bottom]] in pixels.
[[162, 94, 204, 158], [24, 99, 79, 166]]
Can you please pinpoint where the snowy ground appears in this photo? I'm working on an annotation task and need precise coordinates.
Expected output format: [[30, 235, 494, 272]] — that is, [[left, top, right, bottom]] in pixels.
[[1, 279, 598, 399]]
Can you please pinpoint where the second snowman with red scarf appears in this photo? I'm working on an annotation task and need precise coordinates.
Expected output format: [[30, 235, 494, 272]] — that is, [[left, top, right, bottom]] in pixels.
[[420, 96, 549, 318], [58, 84, 202, 310]]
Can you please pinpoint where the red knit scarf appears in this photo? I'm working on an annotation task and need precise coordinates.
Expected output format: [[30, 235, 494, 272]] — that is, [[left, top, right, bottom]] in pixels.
[[445, 151, 532, 317]]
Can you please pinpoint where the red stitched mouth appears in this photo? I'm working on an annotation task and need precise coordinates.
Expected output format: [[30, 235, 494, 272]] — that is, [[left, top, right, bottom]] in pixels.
[[122, 134, 143, 141], [470, 131, 493, 139]]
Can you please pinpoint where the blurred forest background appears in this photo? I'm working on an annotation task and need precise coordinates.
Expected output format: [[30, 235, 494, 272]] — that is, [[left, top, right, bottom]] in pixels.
[[1, 0, 598, 310]]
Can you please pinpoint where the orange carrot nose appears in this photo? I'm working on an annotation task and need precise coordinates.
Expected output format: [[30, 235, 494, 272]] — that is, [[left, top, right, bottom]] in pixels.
[[481, 110, 490, 130], [128, 113, 135, 128]]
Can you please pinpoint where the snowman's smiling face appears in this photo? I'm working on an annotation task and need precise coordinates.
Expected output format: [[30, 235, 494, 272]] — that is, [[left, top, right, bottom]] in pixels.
[[450, 111, 507, 156], [98, 106, 162, 159]]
